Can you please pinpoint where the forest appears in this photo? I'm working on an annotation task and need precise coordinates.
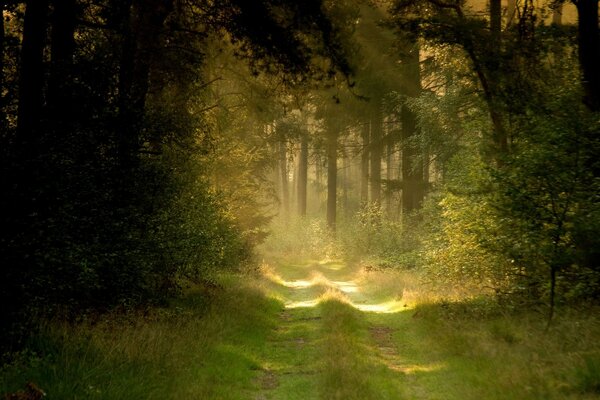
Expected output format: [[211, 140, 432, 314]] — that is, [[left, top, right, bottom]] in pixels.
[[1, 0, 599, 398]]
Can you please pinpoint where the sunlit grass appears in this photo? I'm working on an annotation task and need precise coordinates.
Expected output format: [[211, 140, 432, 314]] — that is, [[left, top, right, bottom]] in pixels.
[[3, 256, 599, 400]]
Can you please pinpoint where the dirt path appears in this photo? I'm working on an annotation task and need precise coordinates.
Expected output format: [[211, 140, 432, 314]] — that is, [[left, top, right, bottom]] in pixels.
[[254, 259, 412, 400]]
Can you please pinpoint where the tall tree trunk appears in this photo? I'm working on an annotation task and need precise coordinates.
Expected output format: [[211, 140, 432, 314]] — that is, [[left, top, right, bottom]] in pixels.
[[401, 42, 424, 213], [342, 149, 348, 215], [326, 127, 337, 232], [118, 0, 173, 167], [401, 106, 423, 212], [360, 121, 369, 205], [298, 133, 308, 216], [0, 3, 5, 129], [279, 140, 289, 218], [489, 0, 508, 161], [385, 133, 393, 216], [16, 0, 49, 145], [370, 110, 382, 205], [575, 0, 600, 111], [315, 152, 323, 201], [47, 0, 77, 121], [490, 0, 501, 46]]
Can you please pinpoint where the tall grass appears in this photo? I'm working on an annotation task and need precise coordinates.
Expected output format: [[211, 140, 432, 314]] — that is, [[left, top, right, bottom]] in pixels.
[[0, 276, 280, 399]]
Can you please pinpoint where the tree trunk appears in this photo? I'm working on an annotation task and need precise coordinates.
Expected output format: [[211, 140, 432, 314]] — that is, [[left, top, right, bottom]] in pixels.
[[118, 0, 173, 167], [385, 135, 393, 216], [279, 140, 289, 217], [575, 0, 600, 111], [326, 127, 337, 232], [401, 106, 423, 212], [370, 111, 382, 206], [47, 0, 77, 121], [489, 0, 508, 161], [400, 41, 424, 213], [0, 3, 5, 129], [490, 0, 501, 47], [360, 121, 369, 205], [298, 133, 308, 216], [16, 0, 49, 145], [342, 149, 348, 215]]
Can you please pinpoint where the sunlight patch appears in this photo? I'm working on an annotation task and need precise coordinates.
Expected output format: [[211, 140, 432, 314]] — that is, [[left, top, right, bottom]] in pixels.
[[332, 281, 359, 293], [398, 363, 446, 375], [285, 299, 319, 309], [353, 300, 404, 313], [281, 280, 313, 288], [317, 259, 345, 270]]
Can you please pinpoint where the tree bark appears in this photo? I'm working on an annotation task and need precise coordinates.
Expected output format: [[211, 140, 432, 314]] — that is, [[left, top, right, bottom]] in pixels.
[[385, 135, 393, 216], [16, 0, 49, 145], [326, 127, 337, 232], [400, 41, 424, 213], [360, 121, 369, 205], [575, 0, 600, 111], [47, 0, 77, 121], [341, 149, 348, 215], [279, 139, 289, 217], [0, 3, 5, 129], [370, 110, 382, 205], [118, 0, 173, 167], [297, 133, 308, 216], [401, 106, 423, 212], [490, 0, 501, 47]]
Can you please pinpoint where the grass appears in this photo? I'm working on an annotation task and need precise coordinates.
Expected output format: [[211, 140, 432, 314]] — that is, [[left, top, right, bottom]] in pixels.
[[0, 275, 281, 399], [2, 259, 600, 399]]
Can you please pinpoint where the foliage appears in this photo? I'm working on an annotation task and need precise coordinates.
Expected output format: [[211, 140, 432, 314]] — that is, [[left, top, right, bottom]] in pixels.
[[0, 0, 358, 353], [492, 90, 600, 302], [338, 204, 422, 268], [387, 2, 600, 311]]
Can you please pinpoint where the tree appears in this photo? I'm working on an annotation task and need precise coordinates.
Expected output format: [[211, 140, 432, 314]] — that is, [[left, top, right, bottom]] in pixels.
[[16, 0, 48, 144], [370, 106, 383, 205], [360, 121, 370, 205], [117, 0, 174, 168], [279, 137, 290, 217], [298, 132, 309, 216], [0, 0, 357, 352], [326, 120, 338, 231], [574, 0, 600, 111], [47, 0, 77, 120], [399, 39, 425, 212]]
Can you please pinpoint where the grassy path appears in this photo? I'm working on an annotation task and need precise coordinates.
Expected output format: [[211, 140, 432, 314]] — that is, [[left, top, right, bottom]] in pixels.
[[256, 259, 600, 400], [257, 259, 415, 400], [2, 259, 599, 399]]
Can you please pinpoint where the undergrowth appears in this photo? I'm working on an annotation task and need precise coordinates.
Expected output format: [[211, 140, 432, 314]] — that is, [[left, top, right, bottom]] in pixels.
[[0, 275, 280, 400]]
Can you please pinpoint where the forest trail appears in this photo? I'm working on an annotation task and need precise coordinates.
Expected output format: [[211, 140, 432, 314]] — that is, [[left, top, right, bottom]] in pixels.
[[2, 257, 596, 399], [254, 259, 433, 400], [251, 260, 600, 400]]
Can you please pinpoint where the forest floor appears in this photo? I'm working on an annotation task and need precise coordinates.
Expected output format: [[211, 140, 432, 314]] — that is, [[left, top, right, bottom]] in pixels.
[[2, 258, 600, 399]]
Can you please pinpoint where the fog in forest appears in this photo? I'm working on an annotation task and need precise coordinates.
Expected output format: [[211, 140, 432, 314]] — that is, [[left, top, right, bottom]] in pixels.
[[1, 0, 599, 398]]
